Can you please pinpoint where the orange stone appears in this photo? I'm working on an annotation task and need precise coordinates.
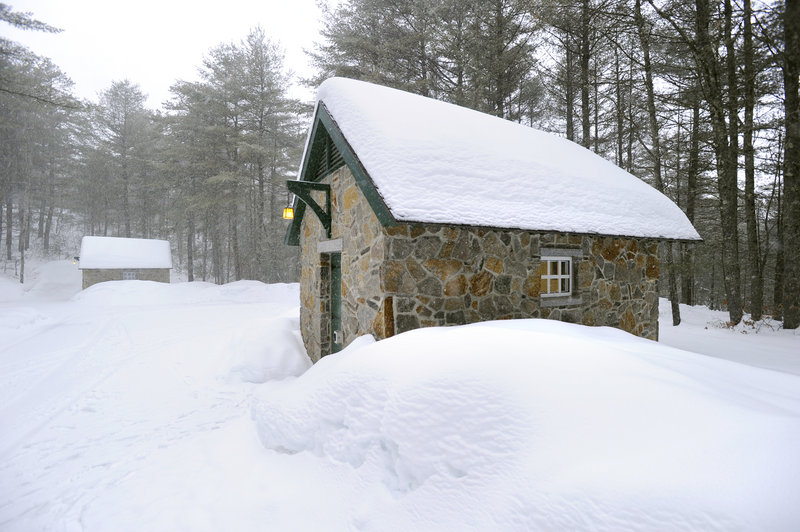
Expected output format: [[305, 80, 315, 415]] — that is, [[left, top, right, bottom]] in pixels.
[[470, 271, 493, 297], [444, 275, 467, 296], [485, 256, 504, 274], [342, 186, 359, 210], [385, 225, 408, 237], [523, 274, 540, 298], [646, 255, 660, 279], [382, 261, 406, 292], [410, 226, 426, 238], [619, 308, 636, 333], [601, 239, 624, 261], [424, 259, 462, 281]]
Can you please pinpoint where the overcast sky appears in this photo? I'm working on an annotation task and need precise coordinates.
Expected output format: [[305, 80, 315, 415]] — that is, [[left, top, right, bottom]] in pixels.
[[4, 0, 325, 109]]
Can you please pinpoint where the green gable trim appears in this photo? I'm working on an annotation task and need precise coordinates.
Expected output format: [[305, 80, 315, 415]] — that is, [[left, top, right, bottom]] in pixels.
[[285, 103, 397, 246], [316, 104, 396, 227]]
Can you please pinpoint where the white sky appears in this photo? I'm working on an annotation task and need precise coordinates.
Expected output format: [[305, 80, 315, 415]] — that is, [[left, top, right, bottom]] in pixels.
[[3, 0, 325, 109]]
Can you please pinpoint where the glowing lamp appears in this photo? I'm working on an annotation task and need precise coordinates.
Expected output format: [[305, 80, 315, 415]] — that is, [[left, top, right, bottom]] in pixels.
[[282, 206, 294, 220]]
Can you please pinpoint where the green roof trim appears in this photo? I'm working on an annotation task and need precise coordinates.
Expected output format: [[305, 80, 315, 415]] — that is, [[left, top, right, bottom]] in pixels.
[[285, 103, 396, 246]]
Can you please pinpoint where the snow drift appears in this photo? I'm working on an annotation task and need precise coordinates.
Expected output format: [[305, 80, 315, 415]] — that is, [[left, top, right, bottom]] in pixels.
[[252, 320, 800, 530]]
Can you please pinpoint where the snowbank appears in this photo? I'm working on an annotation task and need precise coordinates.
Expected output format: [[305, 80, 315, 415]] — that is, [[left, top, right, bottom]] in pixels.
[[0, 259, 81, 301], [253, 320, 800, 530], [228, 316, 310, 383], [73, 279, 299, 307], [0, 276, 25, 301]]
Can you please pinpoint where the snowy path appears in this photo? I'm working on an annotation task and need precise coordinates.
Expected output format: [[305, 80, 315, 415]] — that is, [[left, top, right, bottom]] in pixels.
[[0, 277, 309, 531]]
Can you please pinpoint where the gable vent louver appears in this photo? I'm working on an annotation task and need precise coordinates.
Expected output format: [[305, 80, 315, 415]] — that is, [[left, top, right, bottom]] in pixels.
[[312, 127, 345, 181]]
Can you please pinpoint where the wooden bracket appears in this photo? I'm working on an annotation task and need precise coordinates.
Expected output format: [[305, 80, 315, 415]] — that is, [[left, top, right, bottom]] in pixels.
[[287, 180, 332, 238]]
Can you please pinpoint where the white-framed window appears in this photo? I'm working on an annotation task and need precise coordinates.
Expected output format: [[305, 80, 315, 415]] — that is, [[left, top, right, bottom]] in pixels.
[[122, 270, 137, 281], [540, 256, 572, 297]]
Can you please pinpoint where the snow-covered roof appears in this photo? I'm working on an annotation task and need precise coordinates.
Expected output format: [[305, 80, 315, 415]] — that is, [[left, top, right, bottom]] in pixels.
[[79, 236, 172, 269], [302, 77, 700, 241]]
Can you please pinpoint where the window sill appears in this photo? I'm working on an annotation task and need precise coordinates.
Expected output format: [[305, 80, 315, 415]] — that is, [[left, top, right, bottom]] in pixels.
[[540, 294, 582, 307]]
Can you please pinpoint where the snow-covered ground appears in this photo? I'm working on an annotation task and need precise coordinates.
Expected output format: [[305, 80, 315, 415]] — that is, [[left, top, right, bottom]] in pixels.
[[1, 260, 799, 531], [659, 299, 800, 376]]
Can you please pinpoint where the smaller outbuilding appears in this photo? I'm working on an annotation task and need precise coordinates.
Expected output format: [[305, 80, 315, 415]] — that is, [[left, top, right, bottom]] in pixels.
[[78, 236, 172, 289]]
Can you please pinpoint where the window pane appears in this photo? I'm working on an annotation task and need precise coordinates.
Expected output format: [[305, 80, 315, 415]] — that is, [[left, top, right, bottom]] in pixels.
[[561, 278, 569, 292], [550, 279, 558, 292], [562, 260, 570, 274], [541, 277, 548, 293], [550, 261, 558, 275]]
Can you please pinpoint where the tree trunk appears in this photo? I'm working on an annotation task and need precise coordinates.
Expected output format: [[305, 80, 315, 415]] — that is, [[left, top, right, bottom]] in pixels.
[[18, 206, 26, 283], [37, 198, 45, 239], [231, 204, 242, 281], [580, 0, 591, 148], [626, 44, 635, 172], [774, 159, 784, 317], [44, 203, 54, 253], [593, 61, 599, 152], [614, 46, 625, 167], [696, 0, 743, 324], [783, 0, 800, 328], [682, 101, 700, 306], [743, 0, 762, 319], [122, 173, 131, 238], [635, 0, 681, 325], [43, 172, 55, 253], [202, 232, 209, 282], [24, 203, 31, 250], [6, 196, 13, 260], [565, 33, 576, 142], [187, 214, 195, 282]]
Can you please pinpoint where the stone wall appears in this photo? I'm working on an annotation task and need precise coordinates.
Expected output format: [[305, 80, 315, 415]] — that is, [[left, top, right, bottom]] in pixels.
[[81, 268, 170, 289], [299, 166, 661, 361], [299, 165, 388, 361], [381, 227, 659, 340]]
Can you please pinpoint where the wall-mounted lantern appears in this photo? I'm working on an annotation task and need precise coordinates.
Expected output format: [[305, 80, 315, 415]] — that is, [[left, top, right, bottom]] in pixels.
[[282, 206, 294, 220], [285, 180, 332, 238]]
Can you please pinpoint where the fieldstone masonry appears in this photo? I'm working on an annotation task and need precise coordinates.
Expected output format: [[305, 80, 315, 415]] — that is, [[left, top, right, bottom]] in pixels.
[[300, 166, 660, 362]]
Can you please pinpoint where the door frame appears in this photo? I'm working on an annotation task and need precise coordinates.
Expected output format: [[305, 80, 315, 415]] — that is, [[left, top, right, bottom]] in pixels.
[[329, 252, 343, 353]]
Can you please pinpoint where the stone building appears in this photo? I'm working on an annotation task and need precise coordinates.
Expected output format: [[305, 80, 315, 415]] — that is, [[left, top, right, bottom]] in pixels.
[[78, 236, 172, 289], [286, 78, 701, 362]]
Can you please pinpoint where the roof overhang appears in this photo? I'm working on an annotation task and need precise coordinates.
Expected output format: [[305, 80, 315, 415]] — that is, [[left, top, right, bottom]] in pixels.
[[285, 103, 396, 246]]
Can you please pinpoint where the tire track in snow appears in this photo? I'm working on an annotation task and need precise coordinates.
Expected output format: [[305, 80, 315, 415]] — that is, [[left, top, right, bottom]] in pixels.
[[0, 302, 270, 529]]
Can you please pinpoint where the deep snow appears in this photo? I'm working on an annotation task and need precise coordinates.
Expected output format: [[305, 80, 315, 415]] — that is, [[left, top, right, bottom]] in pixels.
[[1, 260, 798, 531], [78, 236, 173, 269]]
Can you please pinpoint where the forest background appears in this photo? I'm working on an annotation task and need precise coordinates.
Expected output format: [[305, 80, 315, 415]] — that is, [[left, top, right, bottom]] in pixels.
[[1, 0, 798, 328]]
